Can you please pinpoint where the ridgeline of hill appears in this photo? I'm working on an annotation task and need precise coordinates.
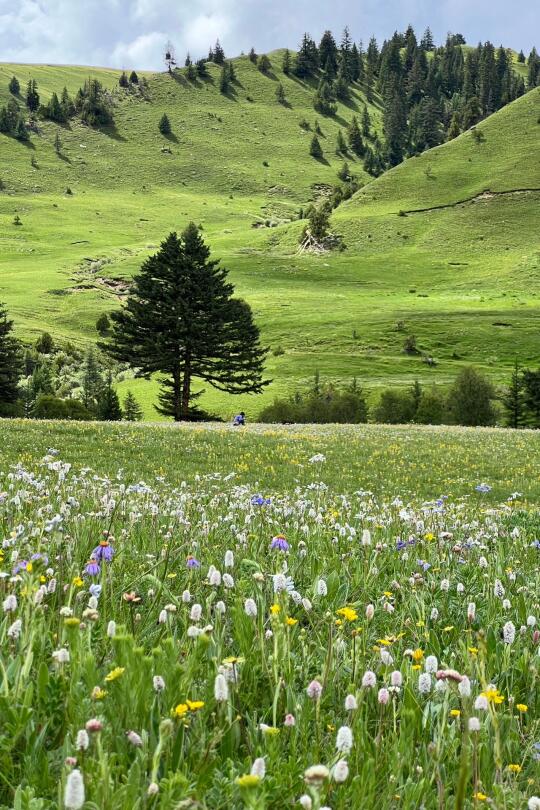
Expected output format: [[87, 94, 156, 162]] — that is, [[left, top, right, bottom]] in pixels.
[[0, 44, 539, 418]]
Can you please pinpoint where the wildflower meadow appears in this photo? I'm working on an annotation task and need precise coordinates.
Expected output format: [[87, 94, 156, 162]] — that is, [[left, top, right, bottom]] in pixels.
[[1, 420, 540, 809]]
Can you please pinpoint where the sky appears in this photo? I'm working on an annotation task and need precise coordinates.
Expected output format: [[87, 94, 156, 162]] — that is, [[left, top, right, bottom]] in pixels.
[[0, 0, 537, 70]]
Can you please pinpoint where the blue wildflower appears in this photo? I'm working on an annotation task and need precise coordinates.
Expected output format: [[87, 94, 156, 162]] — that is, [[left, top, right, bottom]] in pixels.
[[475, 483, 492, 493]]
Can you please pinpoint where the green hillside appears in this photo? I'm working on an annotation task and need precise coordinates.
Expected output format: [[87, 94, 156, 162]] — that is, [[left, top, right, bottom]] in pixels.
[[0, 52, 539, 419]]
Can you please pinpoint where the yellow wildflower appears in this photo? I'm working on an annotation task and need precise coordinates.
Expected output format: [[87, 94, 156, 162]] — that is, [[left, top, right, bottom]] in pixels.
[[473, 792, 488, 801], [468, 647, 479, 655], [412, 648, 424, 662], [450, 709, 461, 717], [104, 666, 125, 682], [186, 700, 204, 711], [516, 703, 528, 713], [286, 617, 298, 626], [481, 688, 504, 705], [508, 764, 522, 773], [72, 576, 84, 587], [64, 617, 81, 627], [236, 775, 261, 788], [173, 703, 189, 718], [336, 607, 358, 622], [270, 604, 281, 615], [424, 532, 435, 541]]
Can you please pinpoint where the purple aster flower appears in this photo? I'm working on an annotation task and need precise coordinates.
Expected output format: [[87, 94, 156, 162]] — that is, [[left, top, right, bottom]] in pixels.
[[186, 555, 201, 568], [475, 483, 492, 493], [89, 584, 102, 599], [251, 495, 271, 506], [531, 540, 540, 550], [92, 540, 114, 562], [12, 560, 29, 575], [85, 559, 100, 577], [270, 535, 289, 552]]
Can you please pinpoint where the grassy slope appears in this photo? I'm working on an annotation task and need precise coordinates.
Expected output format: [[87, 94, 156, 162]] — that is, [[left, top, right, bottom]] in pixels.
[[0, 53, 538, 419]]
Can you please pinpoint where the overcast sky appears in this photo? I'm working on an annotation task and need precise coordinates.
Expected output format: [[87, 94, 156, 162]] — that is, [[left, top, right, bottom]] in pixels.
[[0, 0, 537, 70]]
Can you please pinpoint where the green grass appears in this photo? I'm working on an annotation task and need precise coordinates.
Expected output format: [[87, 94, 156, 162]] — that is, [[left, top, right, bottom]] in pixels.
[[0, 54, 538, 419], [4, 419, 540, 501], [1, 419, 539, 809]]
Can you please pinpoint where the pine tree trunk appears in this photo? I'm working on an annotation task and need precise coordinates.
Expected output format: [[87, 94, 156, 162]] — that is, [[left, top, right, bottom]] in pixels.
[[181, 355, 191, 420]]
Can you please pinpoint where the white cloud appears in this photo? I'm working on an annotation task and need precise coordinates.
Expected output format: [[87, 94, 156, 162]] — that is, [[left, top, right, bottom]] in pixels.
[[0, 0, 536, 69]]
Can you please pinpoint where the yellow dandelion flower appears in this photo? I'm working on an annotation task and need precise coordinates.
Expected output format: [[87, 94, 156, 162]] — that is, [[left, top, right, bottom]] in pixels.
[[516, 704, 528, 713], [507, 764, 521, 773], [412, 664, 422, 671], [473, 792, 488, 801], [286, 617, 298, 626], [468, 647, 479, 655], [72, 576, 84, 587], [481, 688, 504, 705], [383, 591, 393, 598], [173, 703, 189, 718], [412, 648, 424, 662], [92, 688, 107, 700], [270, 604, 281, 615], [104, 666, 125, 682], [424, 533, 435, 541], [450, 709, 461, 717], [336, 607, 358, 622], [186, 700, 205, 711]]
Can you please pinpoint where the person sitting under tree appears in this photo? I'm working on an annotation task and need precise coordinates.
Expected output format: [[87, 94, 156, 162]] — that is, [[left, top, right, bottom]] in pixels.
[[233, 411, 245, 426]]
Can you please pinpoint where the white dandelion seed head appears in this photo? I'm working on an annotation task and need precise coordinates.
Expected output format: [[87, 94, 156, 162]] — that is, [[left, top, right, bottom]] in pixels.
[[468, 717, 481, 732]]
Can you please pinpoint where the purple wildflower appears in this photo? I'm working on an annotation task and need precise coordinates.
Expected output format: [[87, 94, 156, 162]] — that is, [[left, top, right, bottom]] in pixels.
[[186, 555, 201, 569], [251, 495, 271, 506], [270, 535, 289, 552], [92, 540, 114, 562], [85, 559, 100, 577], [475, 483, 492, 493]]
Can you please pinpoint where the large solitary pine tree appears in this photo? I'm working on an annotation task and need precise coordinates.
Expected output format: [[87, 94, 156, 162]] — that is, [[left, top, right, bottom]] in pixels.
[[102, 225, 269, 420]]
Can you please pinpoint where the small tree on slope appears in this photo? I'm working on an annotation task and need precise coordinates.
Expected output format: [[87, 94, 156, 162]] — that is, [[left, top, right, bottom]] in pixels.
[[102, 224, 269, 421]]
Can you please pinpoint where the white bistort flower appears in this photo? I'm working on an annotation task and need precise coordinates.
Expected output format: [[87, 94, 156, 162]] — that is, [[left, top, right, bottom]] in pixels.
[[335, 725, 353, 753], [64, 769, 85, 810]]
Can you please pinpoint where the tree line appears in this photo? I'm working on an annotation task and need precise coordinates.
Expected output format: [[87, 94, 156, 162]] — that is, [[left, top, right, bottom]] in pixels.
[[259, 365, 540, 428]]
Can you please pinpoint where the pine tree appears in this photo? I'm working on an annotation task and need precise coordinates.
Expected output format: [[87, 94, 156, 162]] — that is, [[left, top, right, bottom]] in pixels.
[[282, 49, 292, 75], [219, 64, 230, 94], [334, 61, 351, 101], [295, 33, 319, 78], [339, 26, 354, 81], [213, 40, 225, 65], [35, 332, 54, 354], [350, 43, 361, 82], [383, 84, 407, 165], [337, 161, 351, 181], [248, 47, 258, 64], [503, 359, 524, 428], [462, 95, 481, 129], [313, 78, 337, 116], [119, 71, 129, 88], [123, 390, 143, 421], [97, 372, 123, 421], [130, 71, 139, 84], [0, 302, 21, 407], [319, 30, 338, 77], [447, 111, 461, 140], [517, 50, 525, 63], [336, 129, 347, 153], [80, 349, 103, 412], [309, 134, 323, 159], [258, 54, 272, 74], [527, 48, 540, 88], [347, 115, 364, 155], [9, 76, 20, 95], [159, 113, 171, 135], [101, 225, 268, 421], [420, 27, 435, 51], [275, 83, 286, 105], [26, 79, 40, 112], [361, 105, 371, 137]]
